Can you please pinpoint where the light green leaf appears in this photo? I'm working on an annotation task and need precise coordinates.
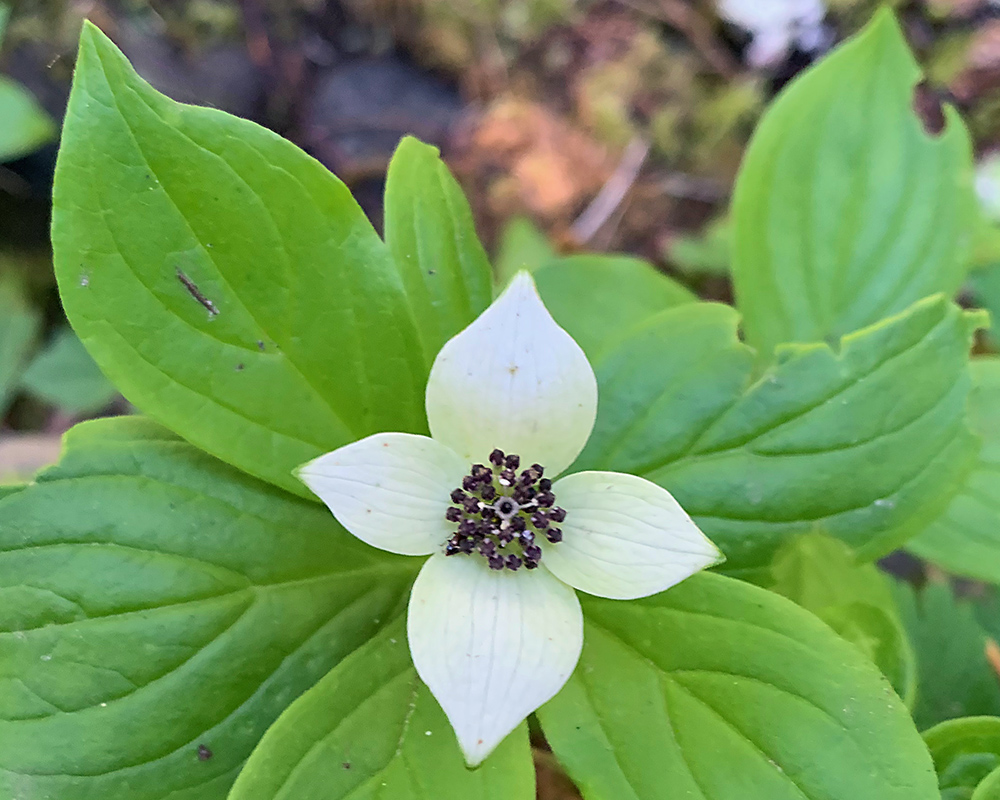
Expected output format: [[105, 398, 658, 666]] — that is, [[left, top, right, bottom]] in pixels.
[[893, 582, 1000, 729], [230, 621, 533, 800], [974, 766, 1000, 800], [383, 136, 493, 364], [768, 533, 916, 705], [0, 416, 418, 799], [909, 359, 1000, 581], [494, 215, 554, 286], [970, 264, 1000, 347], [732, 8, 974, 359], [925, 717, 1000, 799], [537, 572, 938, 800], [20, 326, 117, 413], [574, 296, 981, 578], [0, 77, 55, 162], [534, 254, 696, 362], [0, 274, 41, 415], [52, 24, 485, 496], [666, 216, 731, 277]]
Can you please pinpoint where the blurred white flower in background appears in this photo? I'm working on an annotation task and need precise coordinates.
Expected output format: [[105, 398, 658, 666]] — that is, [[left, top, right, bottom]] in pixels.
[[717, 0, 829, 68]]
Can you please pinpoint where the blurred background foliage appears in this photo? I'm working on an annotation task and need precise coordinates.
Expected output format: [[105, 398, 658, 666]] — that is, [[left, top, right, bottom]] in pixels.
[[7, 1, 1000, 793]]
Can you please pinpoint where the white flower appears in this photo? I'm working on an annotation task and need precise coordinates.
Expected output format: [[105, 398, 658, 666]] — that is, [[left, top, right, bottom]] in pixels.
[[717, 0, 828, 68], [297, 271, 723, 766]]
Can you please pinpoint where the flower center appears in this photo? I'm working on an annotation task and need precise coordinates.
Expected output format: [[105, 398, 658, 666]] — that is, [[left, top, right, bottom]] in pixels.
[[444, 448, 566, 571]]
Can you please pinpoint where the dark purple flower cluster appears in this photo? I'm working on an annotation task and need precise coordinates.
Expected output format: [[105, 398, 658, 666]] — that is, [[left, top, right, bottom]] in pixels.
[[444, 448, 566, 571]]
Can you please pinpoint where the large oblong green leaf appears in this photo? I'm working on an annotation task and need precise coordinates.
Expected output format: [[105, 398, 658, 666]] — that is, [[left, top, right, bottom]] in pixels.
[[731, 8, 974, 359], [534, 254, 696, 362], [384, 136, 493, 364], [574, 296, 982, 578], [53, 24, 490, 496], [538, 572, 938, 800], [229, 621, 534, 800], [908, 359, 1000, 582], [0, 416, 419, 799]]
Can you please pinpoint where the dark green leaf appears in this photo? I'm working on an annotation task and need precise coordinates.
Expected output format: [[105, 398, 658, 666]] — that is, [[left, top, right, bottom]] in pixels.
[[575, 296, 981, 578], [383, 136, 493, 365], [0, 275, 41, 416], [538, 572, 937, 800], [909, 359, 1000, 581], [0, 416, 418, 799], [230, 621, 534, 800], [893, 582, 1000, 729], [732, 9, 974, 359], [534, 254, 696, 362], [20, 327, 117, 414], [0, 77, 55, 162]]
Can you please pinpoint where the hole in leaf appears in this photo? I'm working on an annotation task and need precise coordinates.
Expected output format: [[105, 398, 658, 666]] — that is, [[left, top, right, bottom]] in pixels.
[[912, 80, 946, 136]]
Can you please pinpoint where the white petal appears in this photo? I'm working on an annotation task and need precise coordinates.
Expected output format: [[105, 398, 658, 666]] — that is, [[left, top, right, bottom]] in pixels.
[[407, 552, 583, 766], [297, 433, 467, 556], [425, 271, 597, 477], [544, 471, 724, 600]]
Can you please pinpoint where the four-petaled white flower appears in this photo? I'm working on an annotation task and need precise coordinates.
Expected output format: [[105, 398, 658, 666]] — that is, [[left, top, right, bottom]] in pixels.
[[297, 271, 723, 766]]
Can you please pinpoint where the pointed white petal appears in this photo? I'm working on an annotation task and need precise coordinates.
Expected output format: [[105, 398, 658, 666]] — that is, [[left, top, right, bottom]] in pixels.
[[544, 471, 724, 600], [408, 552, 583, 766], [297, 433, 466, 556], [425, 271, 597, 477]]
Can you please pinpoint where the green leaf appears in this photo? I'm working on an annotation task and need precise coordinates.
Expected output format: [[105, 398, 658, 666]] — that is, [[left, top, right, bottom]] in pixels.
[[893, 582, 1000, 729], [534, 254, 696, 362], [494, 215, 555, 286], [909, 359, 1000, 581], [666, 216, 731, 277], [537, 572, 938, 800], [925, 717, 1000, 798], [53, 25, 488, 496], [0, 416, 418, 799], [732, 8, 975, 359], [383, 136, 493, 364], [20, 327, 117, 414], [0, 77, 56, 162], [974, 766, 1000, 800], [768, 533, 916, 705], [230, 621, 533, 800], [0, 274, 41, 415], [970, 264, 1000, 348], [575, 296, 982, 578]]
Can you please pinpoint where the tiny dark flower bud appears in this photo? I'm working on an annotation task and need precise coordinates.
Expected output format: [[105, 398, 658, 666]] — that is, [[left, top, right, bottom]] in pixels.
[[462, 475, 479, 491], [489, 448, 505, 466], [459, 519, 477, 536], [546, 527, 563, 543], [445, 507, 462, 522], [518, 468, 539, 485], [523, 544, 542, 561], [479, 539, 497, 557], [472, 464, 491, 480], [524, 559, 539, 569], [509, 516, 526, 532], [463, 496, 480, 514], [450, 489, 467, 503], [538, 478, 552, 492], [535, 491, 555, 507], [506, 555, 522, 571], [498, 529, 514, 545], [532, 464, 544, 476], [549, 507, 567, 522], [480, 484, 496, 501], [531, 512, 550, 529], [504, 454, 520, 470], [499, 468, 516, 486], [519, 529, 535, 545], [512, 485, 535, 504], [489, 555, 506, 570], [458, 537, 475, 553], [480, 506, 497, 520]]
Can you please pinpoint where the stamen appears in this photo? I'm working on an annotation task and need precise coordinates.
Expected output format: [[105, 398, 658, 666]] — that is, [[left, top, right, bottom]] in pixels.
[[442, 451, 566, 571]]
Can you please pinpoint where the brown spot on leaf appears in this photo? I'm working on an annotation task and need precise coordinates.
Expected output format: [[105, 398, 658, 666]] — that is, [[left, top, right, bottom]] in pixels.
[[912, 81, 946, 136], [197, 744, 213, 761]]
